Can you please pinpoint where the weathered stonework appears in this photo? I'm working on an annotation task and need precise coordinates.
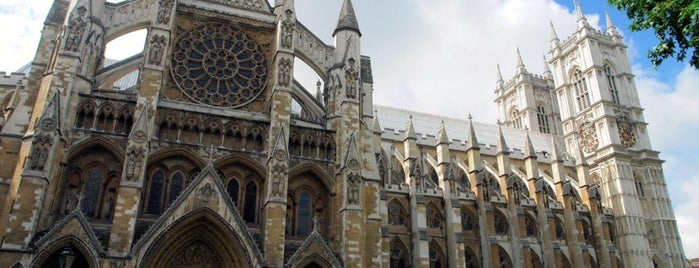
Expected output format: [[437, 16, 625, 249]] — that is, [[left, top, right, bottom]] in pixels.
[[0, 0, 685, 267]]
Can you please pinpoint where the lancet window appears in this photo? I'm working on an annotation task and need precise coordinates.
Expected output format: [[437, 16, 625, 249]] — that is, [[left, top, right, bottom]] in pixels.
[[537, 104, 550, 134], [574, 70, 591, 110], [605, 64, 620, 104]]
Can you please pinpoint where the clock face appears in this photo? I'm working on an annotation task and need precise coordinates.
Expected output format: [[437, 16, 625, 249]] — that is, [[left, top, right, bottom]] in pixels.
[[580, 123, 599, 153], [619, 123, 636, 147]]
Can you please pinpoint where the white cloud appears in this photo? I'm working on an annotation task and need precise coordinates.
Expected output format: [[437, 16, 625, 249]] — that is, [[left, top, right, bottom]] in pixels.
[[635, 65, 699, 257], [0, 0, 50, 73]]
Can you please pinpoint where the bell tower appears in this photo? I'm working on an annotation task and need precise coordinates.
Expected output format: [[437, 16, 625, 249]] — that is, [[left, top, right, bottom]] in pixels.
[[548, 1, 686, 267]]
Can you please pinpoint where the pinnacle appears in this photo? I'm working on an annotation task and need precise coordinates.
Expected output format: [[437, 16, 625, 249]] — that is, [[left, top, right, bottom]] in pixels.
[[436, 120, 449, 145], [334, 0, 361, 36], [467, 116, 480, 149], [404, 115, 416, 140]]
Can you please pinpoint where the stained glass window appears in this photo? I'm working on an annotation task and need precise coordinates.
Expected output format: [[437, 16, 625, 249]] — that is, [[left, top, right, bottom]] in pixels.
[[494, 211, 508, 235], [82, 166, 103, 217], [574, 70, 591, 111], [168, 172, 184, 205], [462, 209, 477, 232], [297, 190, 312, 236], [243, 182, 257, 223], [388, 201, 406, 226], [147, 170, 164, 214], [227, 179, 239, 206], [170, 24, 268, 107]]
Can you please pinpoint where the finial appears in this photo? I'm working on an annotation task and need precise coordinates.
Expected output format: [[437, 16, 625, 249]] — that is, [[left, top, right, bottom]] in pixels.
[[496, 119, 502, 126], [550, 21, 559, 41], [468, 114, 473, 121], [497, 64, 504, 82], [313, 216, 320, 232], [605, 7, 619, 35], [517, 47, 524, 67], [467, 116, 479, 149], [574, 0, 584, 20]]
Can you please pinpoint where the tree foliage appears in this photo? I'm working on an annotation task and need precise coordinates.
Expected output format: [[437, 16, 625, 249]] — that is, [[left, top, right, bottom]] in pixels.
[[608, 0, 699, 68]]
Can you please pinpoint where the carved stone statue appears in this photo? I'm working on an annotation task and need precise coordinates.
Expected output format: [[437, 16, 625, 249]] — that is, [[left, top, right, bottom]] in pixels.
[[345, 58, 359, 99], [65, 6, 87, 52]]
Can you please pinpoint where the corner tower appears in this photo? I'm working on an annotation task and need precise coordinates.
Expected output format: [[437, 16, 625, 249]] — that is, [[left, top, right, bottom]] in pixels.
[[495, 50, 562, 135], [548, 2, 686, 266]]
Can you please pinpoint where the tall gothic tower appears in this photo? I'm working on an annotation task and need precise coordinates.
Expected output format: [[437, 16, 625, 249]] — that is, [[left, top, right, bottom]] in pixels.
[[547, 2, 685, 267]]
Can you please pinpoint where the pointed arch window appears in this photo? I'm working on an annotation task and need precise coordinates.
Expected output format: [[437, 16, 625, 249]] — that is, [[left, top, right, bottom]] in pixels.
[[605, 64, 620, 104], [573, 70, 591, 110], [494, 210, 508, 235], [168, 171, 184, 205], [227, 179, 240, 206], [390, 237, 409, 268], [81, 166, 104, 218], [243, 181, 257, 223], [525, 215, 537, 237], [429, 240, 445, 268], [297, 190, 313, 236], [388, 200, 407, 226], [511, 108, 523, 129], [536, 105, 551, 134], [461, 208, 478, 232], [634, 173, 645, 198], [426, 204, 443, 230], [146, 170, 165, 214]]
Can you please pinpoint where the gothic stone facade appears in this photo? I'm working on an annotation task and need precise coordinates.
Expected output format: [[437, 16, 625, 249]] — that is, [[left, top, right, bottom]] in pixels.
[[0, 0, 686, 267]]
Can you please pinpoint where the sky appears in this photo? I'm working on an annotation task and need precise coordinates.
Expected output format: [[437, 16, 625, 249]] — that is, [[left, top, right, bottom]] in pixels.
[[1, 0, 699, 258]]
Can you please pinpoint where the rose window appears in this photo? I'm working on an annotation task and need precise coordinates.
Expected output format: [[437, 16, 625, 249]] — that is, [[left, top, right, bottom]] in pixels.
[[171, 24, 268, 107]]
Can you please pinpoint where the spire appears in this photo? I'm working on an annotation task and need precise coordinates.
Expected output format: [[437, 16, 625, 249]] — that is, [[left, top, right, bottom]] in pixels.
[[466, 115, 480, 149], [404, 115, 416, 141], [436, 121, 449, 145], [605, 8, 620, 36], [333, 0, 361, 36], [543, 54, 552, 79], [497, 64, 504, 82], [516, 48, 527, 74], [496, 123, 509, 154], [524, 131, 537, 159], [574, 0, 589, 29], [550, 21, 559, 41]]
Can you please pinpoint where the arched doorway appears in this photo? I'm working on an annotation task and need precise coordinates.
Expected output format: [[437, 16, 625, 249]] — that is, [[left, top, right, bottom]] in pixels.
[[141, 209, 254, 268]]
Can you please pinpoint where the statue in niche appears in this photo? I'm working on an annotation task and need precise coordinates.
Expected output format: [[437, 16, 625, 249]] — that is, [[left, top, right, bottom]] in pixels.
[[345, 58, 359, 99], [65, 6, 87, 52], [148, 35, 167, 66], [272, 174, 284, 198], [157, 0, 174, 24], [277, 58, 292, 87], [348, 175, 360, 205], [126, 147, 144, 181], [280, 11, 294, 49]]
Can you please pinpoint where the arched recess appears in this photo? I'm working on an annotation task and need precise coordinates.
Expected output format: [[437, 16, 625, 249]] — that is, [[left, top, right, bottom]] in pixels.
[[142, 147, 206, 215], [495, 244, 513, 268], [428, 239, 446, 268], [389, 236, 410, 268], [139, 208, 257, 268], [464, 246, 479, 268], [58, 138, 124, 219], [31, 236, 99, 268], [287, 164, 334, 238]]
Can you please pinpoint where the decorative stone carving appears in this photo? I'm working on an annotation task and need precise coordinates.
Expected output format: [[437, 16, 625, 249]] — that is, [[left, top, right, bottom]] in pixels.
[[347, 174, 361, 205], [30, 134, 53, 171], [148, 35, 167, 66], [345, 58, 359, 99], [270, 163, 287, 198], [65, 6, 88, 52], [277, 58, 292, 87], [579, 122, 599, 153], [126, 146, 145, 181], [133, 130, 147, 143], [157, 0, 174, 24], [347, 159, 360, 170], [274, 149, 287, 161], [280, 11, 294, 49], [170, 23, 268, 107], [41, 118, 56, 131], [197, 183, 217, 202], [110, 260, 125, 268], [169, 241, 221, 267]]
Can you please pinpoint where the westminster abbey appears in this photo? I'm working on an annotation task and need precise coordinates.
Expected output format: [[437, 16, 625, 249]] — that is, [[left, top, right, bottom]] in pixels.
[[0, 0, 687, 267]]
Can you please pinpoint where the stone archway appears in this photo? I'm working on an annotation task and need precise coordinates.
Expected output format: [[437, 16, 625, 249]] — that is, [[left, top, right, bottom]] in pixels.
[[140, 209, 254, 268]]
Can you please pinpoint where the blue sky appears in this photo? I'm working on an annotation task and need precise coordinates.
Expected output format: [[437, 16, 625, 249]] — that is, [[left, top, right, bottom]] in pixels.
[[1, 0, 698, 258]]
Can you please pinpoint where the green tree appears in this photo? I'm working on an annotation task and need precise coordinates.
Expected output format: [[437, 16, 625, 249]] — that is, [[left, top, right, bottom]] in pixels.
[[608, 0, 699, 68]]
